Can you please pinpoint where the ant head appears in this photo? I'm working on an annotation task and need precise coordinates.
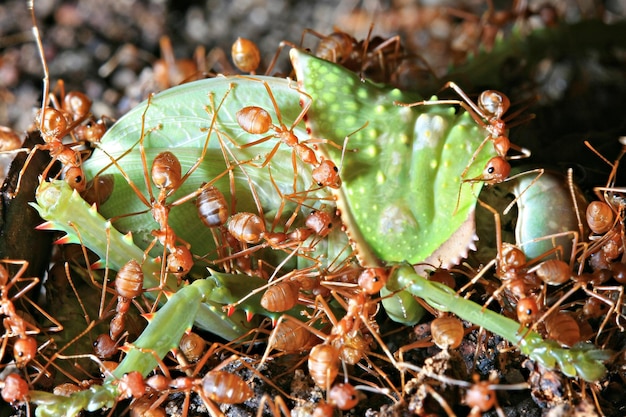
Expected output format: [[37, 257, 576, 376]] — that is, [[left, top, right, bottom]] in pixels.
[[517, 297, 540, 325], [167, 245, 193, 276], [312, 159, 341, 189], [64, 166, 87, 192], [13, 336, 38, 367], [357, 267, 388, 294], [465, 379, 496, 412], [305, 210, 333, 237], [329, 382, 360, 410], [482, 156, 510, 184], [75, 118, 107, 142]]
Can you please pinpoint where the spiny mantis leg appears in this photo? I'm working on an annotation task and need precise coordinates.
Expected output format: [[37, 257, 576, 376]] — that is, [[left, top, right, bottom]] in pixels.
[[389, 263, 610, 382]]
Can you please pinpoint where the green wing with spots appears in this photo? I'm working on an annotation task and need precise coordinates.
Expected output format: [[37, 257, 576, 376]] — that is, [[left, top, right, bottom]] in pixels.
[[290, 49, 496, 267]]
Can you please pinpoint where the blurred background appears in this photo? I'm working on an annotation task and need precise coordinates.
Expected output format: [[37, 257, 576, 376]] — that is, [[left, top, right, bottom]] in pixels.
[[1, 0, 624, 130]]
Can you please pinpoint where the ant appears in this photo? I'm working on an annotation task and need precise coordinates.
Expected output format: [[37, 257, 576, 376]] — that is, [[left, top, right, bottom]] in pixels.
[[231, 37, 261, 74], [116, 339, 294, 417], [0, 126, 22, 152], [100, 36, 209, 92], [396, 82, 532, 183], [582, 140, 626, 266], [263, 289, 401, 399], [97, 87, 246, 288], [0, 260, 61, 367], [399, 362, 529, 417], [1, 372, 30, 413], [107, 259, 144, 341], [302, 25, 436, 86], [11, 2, 110, 197], [217, 208, 334, 266], [266, 24, 427, 86], [232, 78, 346, 191]]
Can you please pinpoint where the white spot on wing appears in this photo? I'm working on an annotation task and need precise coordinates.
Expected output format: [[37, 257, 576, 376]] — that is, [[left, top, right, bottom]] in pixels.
[[379, 204, 417, 235], [413, 114, 448, 151]]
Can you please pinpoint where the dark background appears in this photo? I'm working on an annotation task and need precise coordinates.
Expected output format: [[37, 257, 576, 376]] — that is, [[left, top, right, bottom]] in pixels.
[[2, 0, 625, 186]]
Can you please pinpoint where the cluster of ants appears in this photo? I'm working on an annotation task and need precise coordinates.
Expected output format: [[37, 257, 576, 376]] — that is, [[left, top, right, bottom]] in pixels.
[[0, 10, 422, 416], [1, 2, 625, 417]]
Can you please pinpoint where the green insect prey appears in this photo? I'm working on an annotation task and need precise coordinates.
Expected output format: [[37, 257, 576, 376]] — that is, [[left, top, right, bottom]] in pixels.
[[391, 264, 610, 381], [290, 49, 495, 268], [30, 180, 255, 341], [509, 171, 586, 260], [81, 77, 328, 263], [289, 50, 610, 379], [29, 180, 299, 416], [30, 50, 610, 407], [28, 279, 215, 417]]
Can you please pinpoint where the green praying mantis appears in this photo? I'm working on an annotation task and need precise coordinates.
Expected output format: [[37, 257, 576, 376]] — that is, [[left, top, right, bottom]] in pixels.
[[26, 47, 611, 416]]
